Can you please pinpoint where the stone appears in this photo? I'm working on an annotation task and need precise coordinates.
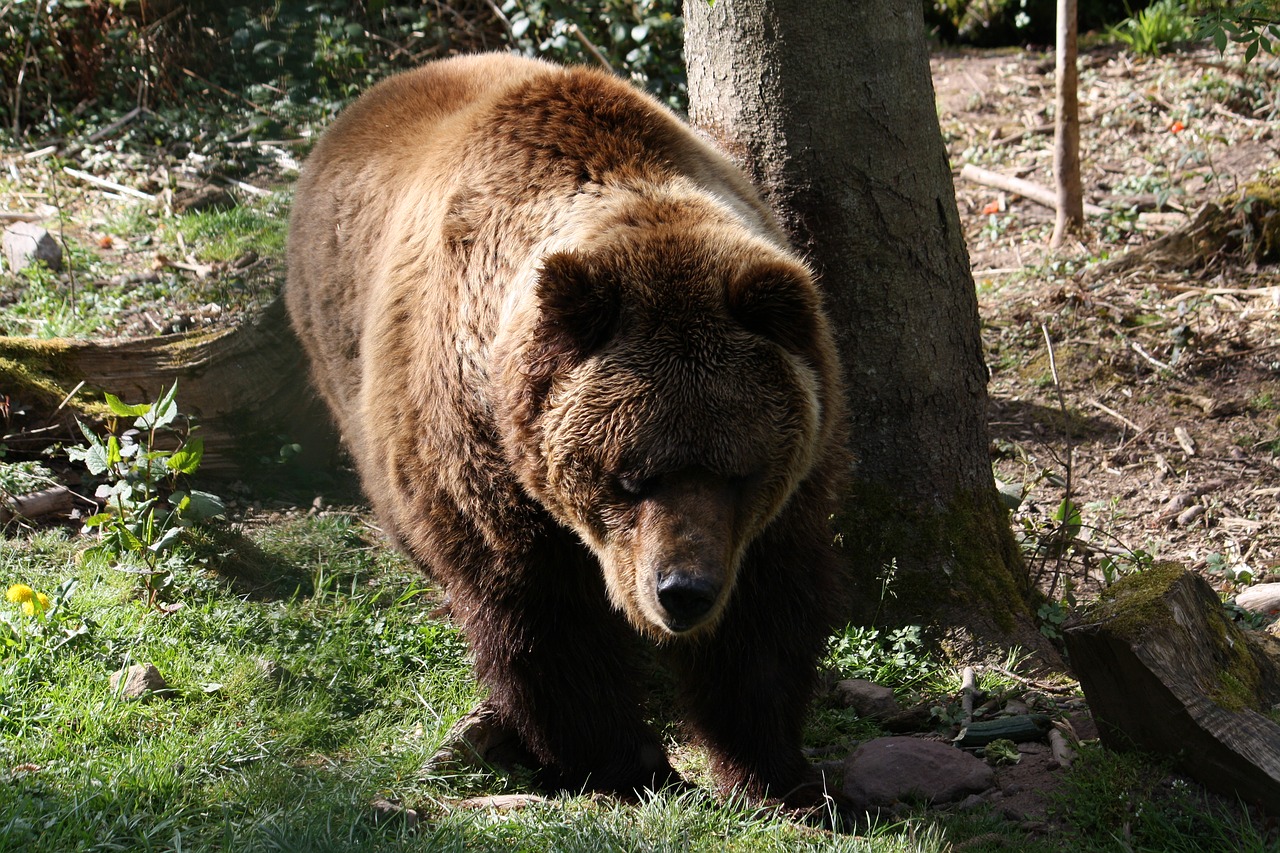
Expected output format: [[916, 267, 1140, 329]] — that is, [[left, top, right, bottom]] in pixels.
[[109, 663, 169, 700], [370, 796, 419, 829], [1236, 583, 1280, 617], [3, 222, 62, 272], [834, 678, 901, 720], [843, 736, 995, 808], [255, 657, 293, 684]]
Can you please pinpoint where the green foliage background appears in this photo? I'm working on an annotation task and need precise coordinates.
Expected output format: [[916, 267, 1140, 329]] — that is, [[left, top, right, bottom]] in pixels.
[[0, 0, 685, 141]]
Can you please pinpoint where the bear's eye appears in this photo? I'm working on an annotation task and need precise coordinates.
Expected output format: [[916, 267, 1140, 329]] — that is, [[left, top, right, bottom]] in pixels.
[[615, 475, 650, 500]]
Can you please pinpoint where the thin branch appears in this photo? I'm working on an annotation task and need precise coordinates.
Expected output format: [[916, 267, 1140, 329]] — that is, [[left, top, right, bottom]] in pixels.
[[567, 24, 613, 72], [960, 164, 1108, 217]]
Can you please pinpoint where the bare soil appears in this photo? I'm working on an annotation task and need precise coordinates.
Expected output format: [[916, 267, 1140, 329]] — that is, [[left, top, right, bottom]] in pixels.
[[934, 44, 1280, 604], [928, 43, 1279, 833]]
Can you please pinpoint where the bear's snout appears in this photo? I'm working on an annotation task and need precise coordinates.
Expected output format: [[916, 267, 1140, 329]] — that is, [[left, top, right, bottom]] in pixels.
[[656, 570, 719, 632]]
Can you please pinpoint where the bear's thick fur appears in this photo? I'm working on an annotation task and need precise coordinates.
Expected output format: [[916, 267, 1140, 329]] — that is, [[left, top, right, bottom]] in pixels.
[[286, 53, 848, 803]]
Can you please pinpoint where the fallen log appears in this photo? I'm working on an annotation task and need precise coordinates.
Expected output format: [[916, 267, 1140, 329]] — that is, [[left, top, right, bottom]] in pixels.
[[1064, 563, 1280, 814], [0, 486, 73, 523], [0, 298, 337, 480]]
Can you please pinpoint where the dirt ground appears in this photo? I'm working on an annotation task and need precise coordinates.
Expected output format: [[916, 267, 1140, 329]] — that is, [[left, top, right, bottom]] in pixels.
[[934, 44, 1280, 605], [923, 44, 1280, 830]]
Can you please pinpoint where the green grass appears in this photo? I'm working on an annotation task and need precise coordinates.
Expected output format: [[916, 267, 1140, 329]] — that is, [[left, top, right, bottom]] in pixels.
[[1, 516, 1274, 851], [176, 203, 289, 263], [0, 192, 289, 339]]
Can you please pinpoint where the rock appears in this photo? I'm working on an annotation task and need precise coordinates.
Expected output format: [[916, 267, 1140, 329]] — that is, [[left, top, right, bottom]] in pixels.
[[255, 658, 293, 684], [370, 796, 419, 829], [834, 678, 901, 719], [843, 736, 995, 808], [1236, 583, 1280, 617], [109, 663, 169, 700], [3, 222, 62, 272]]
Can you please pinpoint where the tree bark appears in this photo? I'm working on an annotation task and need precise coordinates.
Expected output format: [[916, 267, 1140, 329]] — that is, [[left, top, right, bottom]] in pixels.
[[684, 0, 1054, 659], [1051, 0, 1084, 248]]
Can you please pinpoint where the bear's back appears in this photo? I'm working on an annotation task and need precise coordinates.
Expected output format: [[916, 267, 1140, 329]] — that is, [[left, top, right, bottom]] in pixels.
[[286, 54, 782, 440]]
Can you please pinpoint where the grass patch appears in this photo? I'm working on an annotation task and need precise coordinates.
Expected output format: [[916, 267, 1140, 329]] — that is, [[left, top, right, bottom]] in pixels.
[[2, 517, 1275, 850], [1046, 744, 1274, 852], [0, 191, 289, 339], [176, 203, 289, 263]]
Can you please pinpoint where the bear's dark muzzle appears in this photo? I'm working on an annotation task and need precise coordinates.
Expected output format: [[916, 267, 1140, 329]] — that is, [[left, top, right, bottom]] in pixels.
[[656, 571, 719, 631]]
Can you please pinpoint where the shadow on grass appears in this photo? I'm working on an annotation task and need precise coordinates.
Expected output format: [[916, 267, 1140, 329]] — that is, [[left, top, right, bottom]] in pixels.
[[187, 525, 317, 600]]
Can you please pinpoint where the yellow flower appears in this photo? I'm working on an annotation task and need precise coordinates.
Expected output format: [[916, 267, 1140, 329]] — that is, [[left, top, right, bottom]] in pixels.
[[21, 592, 51, 617], [6, 584, 34, 604]]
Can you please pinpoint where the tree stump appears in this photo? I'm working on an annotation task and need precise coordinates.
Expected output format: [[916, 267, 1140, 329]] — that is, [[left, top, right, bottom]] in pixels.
[[1064, 563, 1280, 813], [0, 298, 337, 479]]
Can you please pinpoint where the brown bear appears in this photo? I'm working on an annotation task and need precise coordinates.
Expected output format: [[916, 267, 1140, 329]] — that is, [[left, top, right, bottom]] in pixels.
[[286, 52, 849, 806]]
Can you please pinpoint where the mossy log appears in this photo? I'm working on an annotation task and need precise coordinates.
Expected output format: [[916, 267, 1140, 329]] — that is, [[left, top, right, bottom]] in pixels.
[[1063, 563, 1280, 814], [0, 298, 336, 480], [1085, 177, 1280, 282]]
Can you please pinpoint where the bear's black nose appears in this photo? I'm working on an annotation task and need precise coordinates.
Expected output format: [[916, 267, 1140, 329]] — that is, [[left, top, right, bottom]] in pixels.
[[656, 572, 718, 629]]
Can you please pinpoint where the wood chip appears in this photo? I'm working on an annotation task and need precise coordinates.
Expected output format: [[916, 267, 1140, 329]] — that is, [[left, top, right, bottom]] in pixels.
[[1174, 426, 1197, 457]]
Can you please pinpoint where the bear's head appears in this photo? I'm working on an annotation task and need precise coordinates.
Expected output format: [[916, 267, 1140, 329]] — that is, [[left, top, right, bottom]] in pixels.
[[495, 211, 835, 641]]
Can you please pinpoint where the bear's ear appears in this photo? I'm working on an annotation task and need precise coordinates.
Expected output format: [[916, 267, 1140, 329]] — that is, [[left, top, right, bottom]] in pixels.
[[726, 261, 820, 355], [535, 252, 621, 360]]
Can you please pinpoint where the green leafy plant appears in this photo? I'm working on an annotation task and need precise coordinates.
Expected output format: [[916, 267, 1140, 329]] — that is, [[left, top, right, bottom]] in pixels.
[[826, 623, 940, 690], [501, 0, 686, 109], [1196, 0, 1280, 63], [67, 382, 225, 610], [1110, 0, 1195, 56]]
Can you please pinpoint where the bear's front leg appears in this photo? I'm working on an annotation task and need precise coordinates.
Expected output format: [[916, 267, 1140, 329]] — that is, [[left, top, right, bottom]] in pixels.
[[663, 518, 845, 811], [448, 533, 680, 797]]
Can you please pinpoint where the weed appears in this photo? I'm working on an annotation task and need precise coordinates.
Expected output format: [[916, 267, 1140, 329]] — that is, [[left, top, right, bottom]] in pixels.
[[1110, 0, 1195, 57], [826, 623, 943, 693], [68, 383, 225, 610], [0, 459, 56, 496]]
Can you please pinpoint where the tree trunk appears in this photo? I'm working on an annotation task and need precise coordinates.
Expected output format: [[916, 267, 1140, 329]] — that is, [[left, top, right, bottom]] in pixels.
[[683, 0, 1054, 659], [1051, 0, 1084, 248], [0, 298, 336, 480]]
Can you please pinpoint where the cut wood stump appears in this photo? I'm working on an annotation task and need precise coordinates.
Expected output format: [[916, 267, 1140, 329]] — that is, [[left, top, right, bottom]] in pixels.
[[1064, 562, 1280, 814], [0, 298, 337, 479]]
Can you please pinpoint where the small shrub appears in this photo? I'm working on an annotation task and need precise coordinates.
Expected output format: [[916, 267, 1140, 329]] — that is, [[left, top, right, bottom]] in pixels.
[[67, 382, 225, 610]]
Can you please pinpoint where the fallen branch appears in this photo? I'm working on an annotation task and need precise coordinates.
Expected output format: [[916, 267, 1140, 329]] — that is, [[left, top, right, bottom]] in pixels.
[[1086, 398, 1144, 434], [86, 106, 146, 143], [960, 164, 1109, 218], [62, 167, 155, 202], [0, 211, 44, 222]]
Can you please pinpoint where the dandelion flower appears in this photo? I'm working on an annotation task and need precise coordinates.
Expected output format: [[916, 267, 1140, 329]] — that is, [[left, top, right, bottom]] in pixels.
[[6, 584, 34, 604], [21, 592, 51, 617]]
